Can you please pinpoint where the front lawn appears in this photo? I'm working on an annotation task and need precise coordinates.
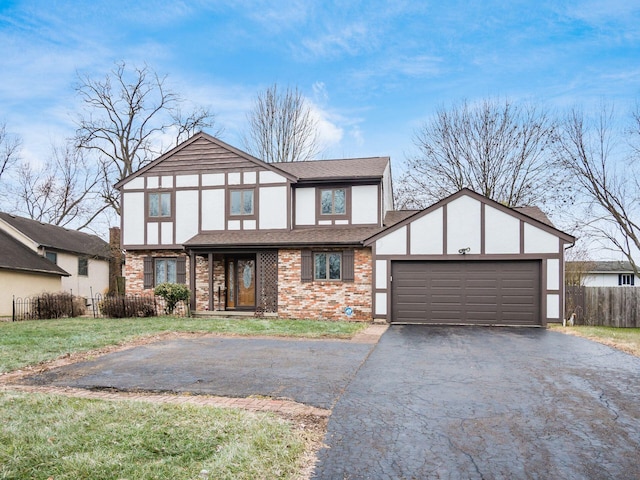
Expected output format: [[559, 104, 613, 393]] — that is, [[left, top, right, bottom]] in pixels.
[[0, 391, 309, 480], [0, 317, 367, 374], [548, 325, 640, 357]]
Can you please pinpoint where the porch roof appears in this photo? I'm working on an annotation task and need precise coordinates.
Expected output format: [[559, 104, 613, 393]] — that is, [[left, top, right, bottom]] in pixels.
[[184, 225, 384, 250]]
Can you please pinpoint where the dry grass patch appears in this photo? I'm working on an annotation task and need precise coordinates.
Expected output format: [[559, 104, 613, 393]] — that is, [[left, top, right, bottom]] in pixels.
[[548, 325, 640, 357]]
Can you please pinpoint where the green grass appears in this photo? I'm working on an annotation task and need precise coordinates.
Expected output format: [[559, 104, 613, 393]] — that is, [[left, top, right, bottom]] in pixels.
[[549, 325, 640, 356], [0, 317, 367, 373], [0, 391, 307, 480]]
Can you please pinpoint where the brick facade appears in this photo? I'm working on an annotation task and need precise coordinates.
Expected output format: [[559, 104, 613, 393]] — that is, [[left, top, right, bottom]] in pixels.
[[277, 248, 372, 321], [126, 248, 373, 322]]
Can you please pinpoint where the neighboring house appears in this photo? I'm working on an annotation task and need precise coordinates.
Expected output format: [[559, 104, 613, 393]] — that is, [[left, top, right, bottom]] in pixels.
[[567, 261, 639, 287], [0, 229, 70, 316], [0, 213, 111, 302], [116, 132, 575, 326]]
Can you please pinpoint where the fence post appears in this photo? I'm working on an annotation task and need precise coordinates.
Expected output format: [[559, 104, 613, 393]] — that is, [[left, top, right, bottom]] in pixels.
[[70, 289, 74, 318], [12, 295, 15, 322]]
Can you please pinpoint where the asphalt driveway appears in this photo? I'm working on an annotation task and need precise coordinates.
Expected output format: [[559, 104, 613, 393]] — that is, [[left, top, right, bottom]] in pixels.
[[313, 326, 640, 479], [19, 326, 640, 479]]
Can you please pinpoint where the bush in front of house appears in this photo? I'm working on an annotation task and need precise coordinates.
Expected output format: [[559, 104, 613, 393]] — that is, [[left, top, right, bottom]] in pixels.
[[30, 293, 87, 319], [154, 283, 190, 315], [98, 295, 157, 318]]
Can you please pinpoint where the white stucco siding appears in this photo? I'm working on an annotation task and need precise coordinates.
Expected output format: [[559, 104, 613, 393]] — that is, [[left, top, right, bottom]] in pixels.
[[524, 224, 559, 253], [447, 196, 481, 255], [161, 176, 173, 188], [295, 188, 315, 226], [259, 186, 287, 229], [202, 173, 225, 186], [485, 206, 520, 254], [243, 171, 256, 184], [375, 292, 387, 315], [147, 223, 158, 244], [176, 175, 199, 188], [228, 220, 241, 230], [547, 293, 560, 319], [175, 190, 199, 243], [161, 222, 173, 244], [259, 171, 286, 184], [410, 208, 443, 255], [122, 177, 144, 190], [583, 273, 640, 287], [146, 176, 159, 188], [375, 260, 387, 289], [201, 189, 225, 230], [351, 185, 379, 224], [244, 220, 257, 230], [547, 259, 560, 290], [122, 192, 145, 244], [228, 172, 241, 185], [382, 163, 394, 215], [376, 226, 407, 255]]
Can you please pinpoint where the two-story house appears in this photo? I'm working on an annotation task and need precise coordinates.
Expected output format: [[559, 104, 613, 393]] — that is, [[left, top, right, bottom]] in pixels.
[[117, 132, 574, 326]]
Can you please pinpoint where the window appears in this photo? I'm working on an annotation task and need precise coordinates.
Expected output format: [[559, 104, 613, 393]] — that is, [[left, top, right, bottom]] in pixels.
[[314, 252, 342, 280], [78, 257, 88, 276], [143, 256, 186, 289], [149, 192, 171, 217], [230, 189, 254, 216], [155, 258, 177, 284], [45, 251, 57, 264], [619, 273, 635, 286], [320, 188, 346, 215]]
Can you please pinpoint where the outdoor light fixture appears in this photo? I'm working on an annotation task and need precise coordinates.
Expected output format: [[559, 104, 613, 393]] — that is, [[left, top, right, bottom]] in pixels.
[[458, 247, 470, 254]]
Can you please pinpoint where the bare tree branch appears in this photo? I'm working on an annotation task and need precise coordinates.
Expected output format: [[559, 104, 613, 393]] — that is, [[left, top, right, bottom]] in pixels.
[[397, 98, 562, 210], [243, 84, 320, 163], [0, 122, 21, 186], [75, 61, 217, 214], [554, 103, 640, 275]]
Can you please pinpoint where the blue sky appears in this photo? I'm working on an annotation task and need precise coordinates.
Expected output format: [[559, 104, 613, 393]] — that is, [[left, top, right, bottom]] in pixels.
[[1, 0, 639, 173]]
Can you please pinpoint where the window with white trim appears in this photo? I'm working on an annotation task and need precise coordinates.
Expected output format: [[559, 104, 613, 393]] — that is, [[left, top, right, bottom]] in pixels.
[[619, 273, 635, 286]]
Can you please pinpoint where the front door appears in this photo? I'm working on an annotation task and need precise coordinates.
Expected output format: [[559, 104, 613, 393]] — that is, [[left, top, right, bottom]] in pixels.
[[226, 256, 256, 309]]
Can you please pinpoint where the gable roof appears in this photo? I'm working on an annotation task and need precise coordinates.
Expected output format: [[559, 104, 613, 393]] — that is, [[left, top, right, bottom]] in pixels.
[[364, 188, 575, 246], [0, 229, 70, 276], [114, 132, 298, 189], [567, 261, 635, 273], [277, 157, 390, 182], [512, 206, 554, 227], [0, 213, 110, 259]]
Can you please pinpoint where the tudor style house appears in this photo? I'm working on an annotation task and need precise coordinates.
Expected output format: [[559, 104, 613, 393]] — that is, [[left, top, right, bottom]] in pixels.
[[117, 132, 575, 326]]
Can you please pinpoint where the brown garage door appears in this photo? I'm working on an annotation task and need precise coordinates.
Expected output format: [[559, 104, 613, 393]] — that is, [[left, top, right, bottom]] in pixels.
[[391, 261, 541, 326]]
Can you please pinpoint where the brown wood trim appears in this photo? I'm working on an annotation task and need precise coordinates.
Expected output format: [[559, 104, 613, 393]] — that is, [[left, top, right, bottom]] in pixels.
[[372, 253, 564, 261], [442, 204, 448, 255], [208, 252, 214, 311], [520, 220, 525, 254], [480, 202, 485, 254]]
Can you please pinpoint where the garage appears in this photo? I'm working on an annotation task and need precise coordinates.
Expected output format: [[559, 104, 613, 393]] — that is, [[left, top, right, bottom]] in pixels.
[[391, 260, 541, 325], [366, 189, 575, 326]]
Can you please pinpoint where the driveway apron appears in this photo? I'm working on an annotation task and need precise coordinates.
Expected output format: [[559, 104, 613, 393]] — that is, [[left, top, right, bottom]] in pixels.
[[312, 326, 640, 480]]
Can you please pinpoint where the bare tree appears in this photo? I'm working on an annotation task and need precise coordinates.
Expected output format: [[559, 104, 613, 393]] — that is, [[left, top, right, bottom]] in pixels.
[[398, 98, 560, 209], [0, 122, 21, 184], [75, 61, 217, 214], [554, 104, 640, 275], [564, 244, 597, 287], [15, 143, 107, 230], [243, 84, 319, 163]]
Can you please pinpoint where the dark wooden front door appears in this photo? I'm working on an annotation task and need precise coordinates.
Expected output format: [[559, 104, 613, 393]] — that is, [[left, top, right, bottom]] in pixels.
[[226, 256, 256, 309]]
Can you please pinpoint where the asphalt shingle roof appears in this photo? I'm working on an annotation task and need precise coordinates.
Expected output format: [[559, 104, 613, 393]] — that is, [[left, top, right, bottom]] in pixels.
[[0, 230, 69, 276], [276, 157, 389, 180], [0, 213, 110, 259]]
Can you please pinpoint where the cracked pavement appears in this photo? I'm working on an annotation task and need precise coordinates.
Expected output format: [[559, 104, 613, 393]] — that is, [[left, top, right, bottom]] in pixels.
[[312, 326, 640, 479]]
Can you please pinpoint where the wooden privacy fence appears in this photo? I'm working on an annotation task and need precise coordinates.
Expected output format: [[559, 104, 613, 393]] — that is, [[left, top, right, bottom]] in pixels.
[[565, 286, 640, 327]]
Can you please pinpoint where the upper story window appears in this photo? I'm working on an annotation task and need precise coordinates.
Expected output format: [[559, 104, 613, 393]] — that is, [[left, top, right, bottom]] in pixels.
[[45, 251, 57, 264], [149, 192, 171, 218], [78, 257, 88, 276], [230, 189, 254, 216], [619, 273, 635, 286], [320, 188, 346, 215]]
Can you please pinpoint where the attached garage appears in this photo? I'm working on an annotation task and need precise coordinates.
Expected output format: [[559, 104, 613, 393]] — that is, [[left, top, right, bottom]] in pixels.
[[366, 189, 575, 326], [391, 260, 540, 325]]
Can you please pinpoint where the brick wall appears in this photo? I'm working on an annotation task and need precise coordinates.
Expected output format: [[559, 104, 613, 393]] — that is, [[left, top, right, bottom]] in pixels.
[[277, 248, 372, 321], [124, 250, 190, 295], [193, 255, 226, 311]]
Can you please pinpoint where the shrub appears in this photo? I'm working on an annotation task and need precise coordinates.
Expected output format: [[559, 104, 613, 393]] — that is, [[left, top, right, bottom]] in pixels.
[[99, 296, 157, 318], [30, 293, 86, 319], [154, 283, 190, 315]]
